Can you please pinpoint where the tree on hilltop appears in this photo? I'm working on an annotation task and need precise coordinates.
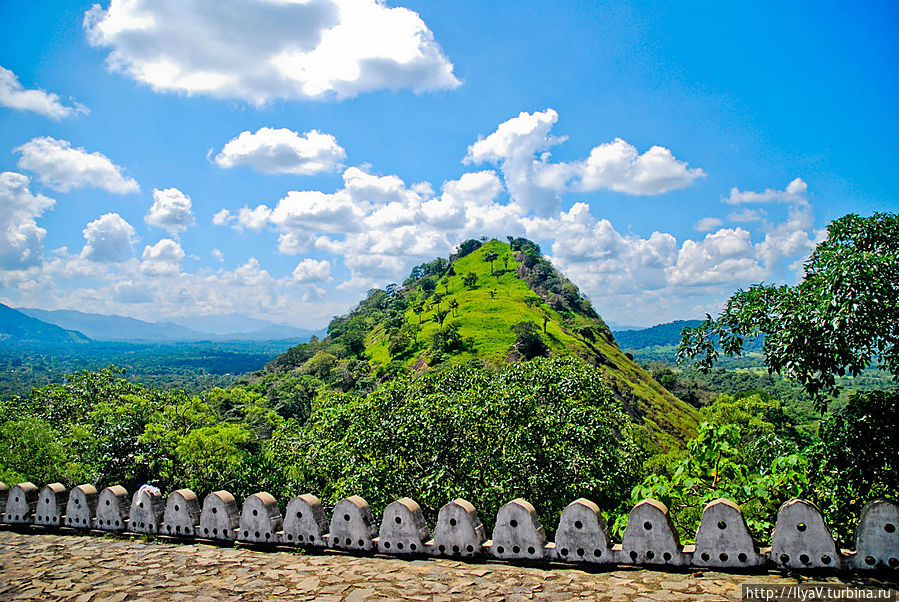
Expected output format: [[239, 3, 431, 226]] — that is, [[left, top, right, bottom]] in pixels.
[[484, 250, 499, 275]]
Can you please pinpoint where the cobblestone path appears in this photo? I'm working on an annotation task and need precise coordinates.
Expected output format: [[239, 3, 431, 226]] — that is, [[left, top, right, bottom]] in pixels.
[[1, 530, 896, 601]]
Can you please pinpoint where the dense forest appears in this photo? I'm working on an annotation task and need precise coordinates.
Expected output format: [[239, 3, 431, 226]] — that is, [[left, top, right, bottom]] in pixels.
[[1, 215, 897, 548]]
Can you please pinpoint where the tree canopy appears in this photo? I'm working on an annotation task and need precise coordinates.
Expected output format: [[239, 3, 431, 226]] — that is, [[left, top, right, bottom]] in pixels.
[[678, 212, 899, 409]]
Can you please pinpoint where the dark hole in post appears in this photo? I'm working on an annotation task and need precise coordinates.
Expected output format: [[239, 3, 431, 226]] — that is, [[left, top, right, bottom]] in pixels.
[[510, 519, 518, 528], [796, 522, 807, 532], [646, 550, 655, 560], [885, 523, 896, 533], [643, 521, 652, 530], [574, 520, 583, 529], [821, 555, 831, 564], [449, 518, 457, 527]]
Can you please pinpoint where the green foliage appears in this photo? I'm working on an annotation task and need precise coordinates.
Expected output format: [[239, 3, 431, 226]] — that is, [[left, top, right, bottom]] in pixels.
[[453, 239, 482, 259], [629, 422, 810, 541], [270, 357, 641, 533], [808, 388, 899, 547], [679, 213, 899, 409], [173, 424, 252, 495], [462, 272, 478, 289], [429, 322, 470, 354], [0, 416, 80, 485], [388, 330, 412, 358], [511, 321, 548, 359]]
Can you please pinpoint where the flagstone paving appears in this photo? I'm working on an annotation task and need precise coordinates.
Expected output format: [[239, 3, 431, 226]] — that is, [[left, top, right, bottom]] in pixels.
[[0, 530, 896, 601]]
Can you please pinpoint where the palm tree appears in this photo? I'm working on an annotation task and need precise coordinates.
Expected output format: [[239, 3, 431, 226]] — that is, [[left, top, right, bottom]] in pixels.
[[449, 298, 460, 317]]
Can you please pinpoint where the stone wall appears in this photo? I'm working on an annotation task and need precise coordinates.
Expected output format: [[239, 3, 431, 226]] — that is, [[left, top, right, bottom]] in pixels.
[[2, 480, 896, 572]]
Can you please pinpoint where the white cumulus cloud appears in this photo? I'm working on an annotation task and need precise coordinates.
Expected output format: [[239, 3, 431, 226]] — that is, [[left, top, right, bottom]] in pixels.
[[0, 172, 56, 270], [666, 227, 765, 286], [15, 137, 139, 194], [214, 127, 345, 175], [146, 187, 195, 234], [141, 238, 184, 275], [573, 138, 706, 195], [0, 66, 88, 119], [81, 213, 136, 262], [83, 0, 460, 105], [465, 109, 705, 215], [292, 258, 331, 283]]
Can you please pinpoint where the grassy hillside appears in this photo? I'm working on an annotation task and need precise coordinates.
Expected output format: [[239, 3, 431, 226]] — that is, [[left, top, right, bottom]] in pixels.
[[267, 238, 699, 448]]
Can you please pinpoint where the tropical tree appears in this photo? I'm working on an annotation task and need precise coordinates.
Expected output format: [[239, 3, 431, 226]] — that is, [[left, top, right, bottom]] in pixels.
[[463, 272, 478, 289], [412, 300, 424, 324], [433, 308, 451, 327], [524, 295, 543, 309], [678, 212, 899, 409], [511, 321, 548, 359], [484, 250, 499, 275], [449, 298, 460, 317]]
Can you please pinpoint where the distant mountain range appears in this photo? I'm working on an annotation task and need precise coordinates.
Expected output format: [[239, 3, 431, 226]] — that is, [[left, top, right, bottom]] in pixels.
[[613, 319, 764, 352], [6, 306, 324, 343], [612, 320, 703, 350], [0, 304, 90, 344]]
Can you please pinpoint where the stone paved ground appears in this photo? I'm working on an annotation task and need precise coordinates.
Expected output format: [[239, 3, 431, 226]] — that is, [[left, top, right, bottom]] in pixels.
[[0, 530, 896, 601]]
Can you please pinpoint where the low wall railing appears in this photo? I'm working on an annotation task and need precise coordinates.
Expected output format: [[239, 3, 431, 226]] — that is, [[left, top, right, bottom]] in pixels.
[[1, 481, 896, 573]]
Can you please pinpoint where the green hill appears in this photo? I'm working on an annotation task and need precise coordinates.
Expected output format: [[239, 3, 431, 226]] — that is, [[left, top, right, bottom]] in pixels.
[[0, 303, 90, 344], [613, 320, 703, 350], [267, 238, 698, 448]]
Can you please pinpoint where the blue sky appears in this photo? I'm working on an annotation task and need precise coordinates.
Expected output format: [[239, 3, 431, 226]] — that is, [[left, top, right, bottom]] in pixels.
[[1, 0, 896, 329]]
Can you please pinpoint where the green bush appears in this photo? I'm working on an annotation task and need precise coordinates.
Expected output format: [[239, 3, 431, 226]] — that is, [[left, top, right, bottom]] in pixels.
[[268, 356, 641, 533]]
